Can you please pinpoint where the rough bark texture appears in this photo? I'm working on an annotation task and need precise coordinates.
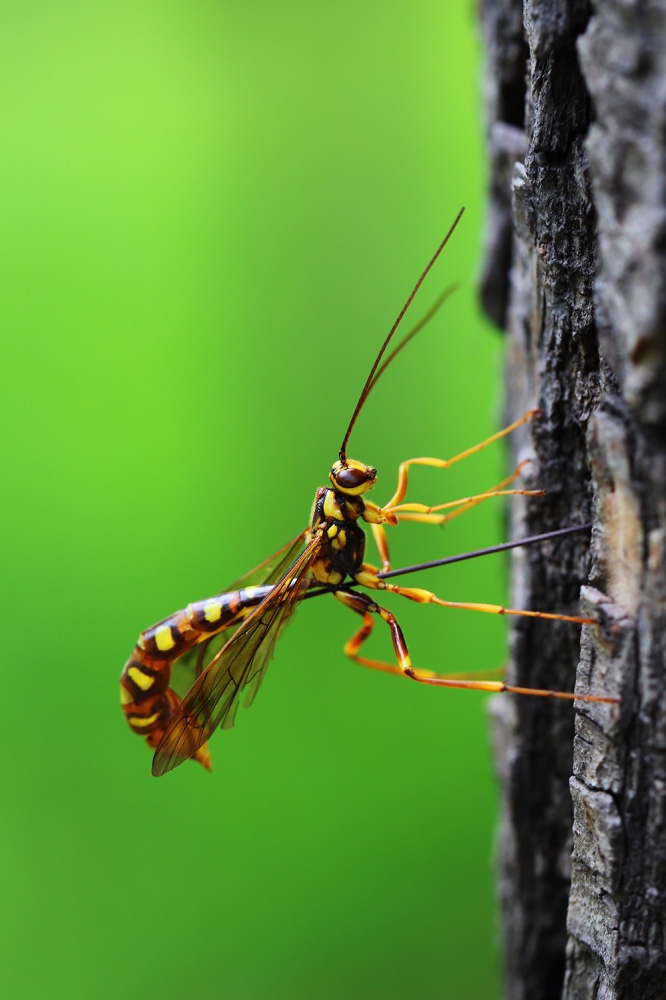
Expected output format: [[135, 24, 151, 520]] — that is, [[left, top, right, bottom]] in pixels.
[[478, 2, 666, 999]]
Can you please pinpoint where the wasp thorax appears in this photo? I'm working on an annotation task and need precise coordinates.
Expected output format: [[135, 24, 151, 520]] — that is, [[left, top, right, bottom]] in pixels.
[[329, 459, 377, 495]]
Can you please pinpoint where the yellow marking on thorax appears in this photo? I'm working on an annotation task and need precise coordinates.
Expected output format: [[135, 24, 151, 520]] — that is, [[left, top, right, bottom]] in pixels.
[[327, 524, 338, 538], [203, 599, 223, 623], [129, 712, 160, 728], [154, 624, 176, 652], [312, 557, 344, 586], [330, 528, 347, 551], [127, 666, 154, 691], [323, 491, 344, 521], [119, 683, 133, 705]]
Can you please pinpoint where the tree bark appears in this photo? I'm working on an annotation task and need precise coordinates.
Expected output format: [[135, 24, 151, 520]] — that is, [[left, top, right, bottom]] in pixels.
[[478, 2, 666, 999]]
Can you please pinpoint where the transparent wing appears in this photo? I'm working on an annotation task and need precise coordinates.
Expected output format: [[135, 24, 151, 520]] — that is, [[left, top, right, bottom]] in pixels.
[[221, 529, 309, 593], [152, 532, 322, 777], [169, 529, 309, 700], [170, 635, 219, 700]]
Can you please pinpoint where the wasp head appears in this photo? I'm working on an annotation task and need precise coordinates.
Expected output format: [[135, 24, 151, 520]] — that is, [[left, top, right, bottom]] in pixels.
[[329, 459, 377, 496]]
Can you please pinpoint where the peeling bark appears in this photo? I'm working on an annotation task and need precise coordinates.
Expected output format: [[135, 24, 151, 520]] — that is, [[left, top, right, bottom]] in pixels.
[[478, 2, 666, 998]]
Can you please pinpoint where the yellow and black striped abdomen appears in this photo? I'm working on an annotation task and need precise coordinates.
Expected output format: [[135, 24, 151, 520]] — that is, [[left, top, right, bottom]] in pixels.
[[120, 584, 275, 768], [186, 585, 274, 633]]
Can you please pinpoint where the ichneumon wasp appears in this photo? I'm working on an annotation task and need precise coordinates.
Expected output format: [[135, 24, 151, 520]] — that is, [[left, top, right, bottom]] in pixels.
[[120, 208, 619, 777]]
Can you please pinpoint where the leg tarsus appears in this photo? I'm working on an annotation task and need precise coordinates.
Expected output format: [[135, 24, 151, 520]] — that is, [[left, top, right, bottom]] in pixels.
[[388, 487, 545, 516], [384, 409, 539, 508], [335, 588, 412, 676], [334, 588, 619, 705], [393, 459, 537, 527], [405, 669, 619, 704]]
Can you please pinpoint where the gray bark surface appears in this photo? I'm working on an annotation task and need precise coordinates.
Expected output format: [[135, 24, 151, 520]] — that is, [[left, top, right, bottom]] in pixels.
[[478, 2, 666, 999]]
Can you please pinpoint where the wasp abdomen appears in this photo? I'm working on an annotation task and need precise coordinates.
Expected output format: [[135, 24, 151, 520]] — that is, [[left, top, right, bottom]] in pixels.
[[187, 585, 273, 632], [121, 583, 276, 769], [121, 688, 175, 736], [138, 609, 198, 660]]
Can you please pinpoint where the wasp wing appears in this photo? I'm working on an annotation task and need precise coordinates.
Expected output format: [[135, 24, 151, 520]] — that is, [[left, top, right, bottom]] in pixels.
[[221, 529, 309, 593], [152, 531, 322, 777], [168, 530, 309, 699], [170, 636, 217, 699]]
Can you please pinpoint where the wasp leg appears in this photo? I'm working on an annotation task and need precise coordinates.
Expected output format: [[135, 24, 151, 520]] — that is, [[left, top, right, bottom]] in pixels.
[[335, 590, 619, 704], [394, 460, 536, 526], [382, 581, 597, 624], [369, 475, 539, 565], [357, 566, 597, 626], [371, 523, 392, 573], [388, 486, 545, 518], [383, 408, 539, 509], [337, 590, 503, 682], [334, 589, 435, 679]]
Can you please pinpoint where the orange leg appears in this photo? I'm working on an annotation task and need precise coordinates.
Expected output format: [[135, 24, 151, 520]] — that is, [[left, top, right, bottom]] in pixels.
[[382, 581, 596, 625], [383, 408, 539, 509], [335, 589, 437, 680], [388, 486, 545, 518], [334, 590, 619, 704], [395, 460, 535, 526], [376, 461, 538, 571], [355, 561, 597, 628], [370, 522, 392, 574]]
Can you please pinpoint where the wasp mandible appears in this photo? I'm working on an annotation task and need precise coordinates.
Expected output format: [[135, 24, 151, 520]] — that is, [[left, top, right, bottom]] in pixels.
[[120, 208, 619, 777]]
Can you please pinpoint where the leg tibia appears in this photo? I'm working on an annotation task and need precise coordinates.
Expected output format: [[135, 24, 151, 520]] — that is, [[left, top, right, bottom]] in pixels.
[[336, 589, 411, 675], [371, 522, 391, 572], [405, 671, 619, 705], [396, 460, 536, 527], [334, 587, 619, 705], [388, 488, 544, 516], [383, 583, 597, 624], [385, 409, 539, 508]]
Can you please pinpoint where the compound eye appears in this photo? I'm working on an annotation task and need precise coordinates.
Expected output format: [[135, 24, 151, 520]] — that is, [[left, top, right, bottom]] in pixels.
[[336, 466, 371, 489]]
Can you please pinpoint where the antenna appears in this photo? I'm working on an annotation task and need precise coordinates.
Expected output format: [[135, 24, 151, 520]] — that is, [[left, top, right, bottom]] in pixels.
[[339, 206, 465, 464], [377, 523, 594, 579], [303, 524, 594, 598], [366, 282, 458, 394]]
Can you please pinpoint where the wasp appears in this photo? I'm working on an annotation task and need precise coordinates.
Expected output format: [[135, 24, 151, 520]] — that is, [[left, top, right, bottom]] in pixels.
[[120, 209, 618, 776]]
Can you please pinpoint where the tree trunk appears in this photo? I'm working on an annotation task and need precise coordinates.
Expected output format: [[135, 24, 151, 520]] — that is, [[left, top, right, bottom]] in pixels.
[[478, 2, 666, 998]]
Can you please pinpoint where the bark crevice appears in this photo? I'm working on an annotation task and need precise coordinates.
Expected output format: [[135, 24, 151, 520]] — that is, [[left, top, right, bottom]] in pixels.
[[478, 2, 666, 998]]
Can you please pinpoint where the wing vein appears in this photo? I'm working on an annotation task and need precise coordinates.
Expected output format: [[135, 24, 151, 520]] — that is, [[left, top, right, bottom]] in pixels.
[[152, 531, 323, 776]]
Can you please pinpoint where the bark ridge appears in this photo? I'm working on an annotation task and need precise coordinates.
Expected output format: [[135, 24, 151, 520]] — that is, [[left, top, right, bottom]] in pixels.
[[478, 2, 666, 998]]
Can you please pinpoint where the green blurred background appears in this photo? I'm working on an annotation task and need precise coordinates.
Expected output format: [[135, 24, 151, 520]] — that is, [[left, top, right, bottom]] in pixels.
[[1, 2, 510, 997]]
